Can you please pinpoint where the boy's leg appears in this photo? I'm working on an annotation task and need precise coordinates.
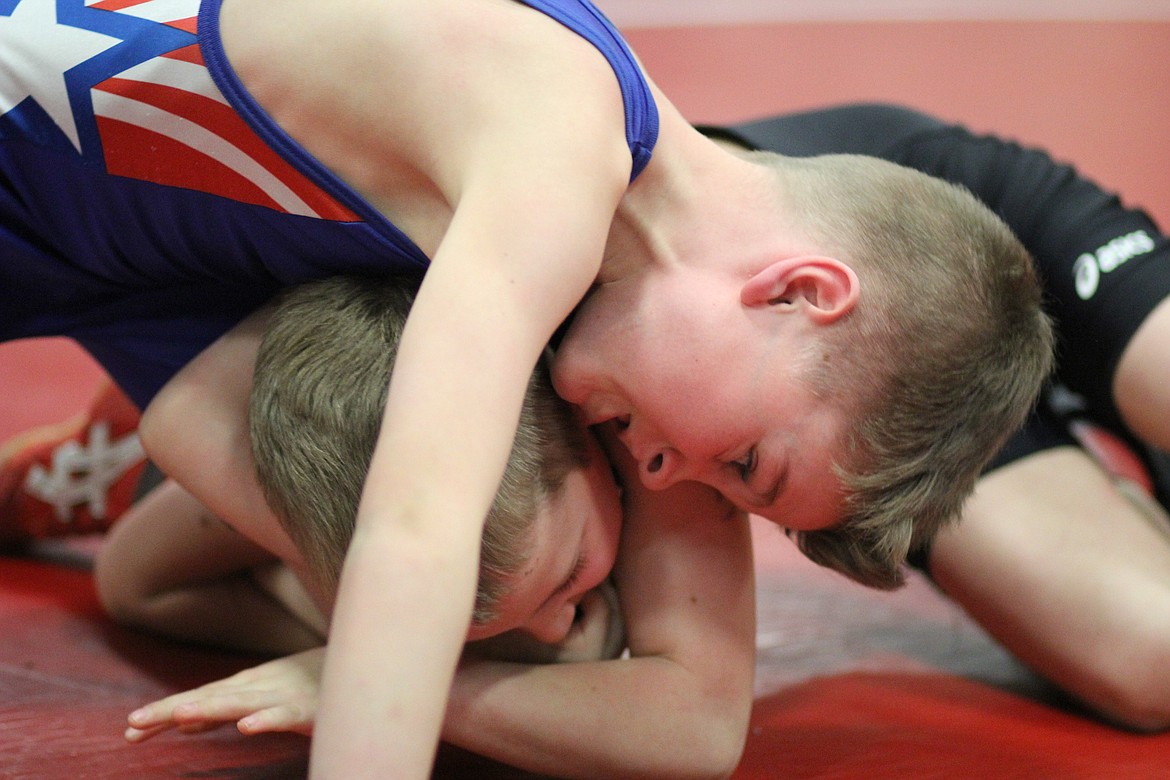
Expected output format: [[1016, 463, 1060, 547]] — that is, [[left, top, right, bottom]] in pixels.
[[928, 446, 1170, 731], [1115, 296, 1170, 454], [0, 380, 145, 543], [95, 477, 325, 655]]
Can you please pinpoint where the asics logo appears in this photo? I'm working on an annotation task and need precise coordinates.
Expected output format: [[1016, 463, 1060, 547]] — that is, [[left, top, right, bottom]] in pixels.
[[1073, 230, 1155, 300]]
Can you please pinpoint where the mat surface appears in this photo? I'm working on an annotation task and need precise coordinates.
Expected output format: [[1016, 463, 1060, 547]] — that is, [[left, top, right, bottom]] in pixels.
[[5, 523, 1170, 778]]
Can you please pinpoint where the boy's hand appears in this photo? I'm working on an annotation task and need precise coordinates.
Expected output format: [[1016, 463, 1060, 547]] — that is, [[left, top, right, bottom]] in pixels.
[[465, 580, 625, 665], [559, 579, 625, 662], [124, 647, 325, 742]]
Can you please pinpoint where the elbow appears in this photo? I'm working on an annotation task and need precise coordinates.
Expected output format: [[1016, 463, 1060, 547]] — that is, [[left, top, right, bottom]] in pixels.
[[669, 741, 745, 780], [94, 569, 138, 628], [668, 699, 751, 780], [683, 745, 745, 780], [1089, 670, 1170, 733], [137, 389, 172, 467], [1065, 624, 1170, 733], [626, 704, 747, 780], [674, 665, 753, 780], [699, 715, 750, 780]]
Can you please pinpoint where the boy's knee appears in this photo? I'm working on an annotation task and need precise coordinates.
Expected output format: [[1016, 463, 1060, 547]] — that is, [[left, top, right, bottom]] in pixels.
[[1089, 623, 1170, 732], [92, 548, 147, 628]]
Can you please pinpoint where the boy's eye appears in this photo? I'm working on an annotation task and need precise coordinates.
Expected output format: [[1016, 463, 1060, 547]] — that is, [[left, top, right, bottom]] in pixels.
[[561, 554, 588, 597], [732, 449, 756, 482]]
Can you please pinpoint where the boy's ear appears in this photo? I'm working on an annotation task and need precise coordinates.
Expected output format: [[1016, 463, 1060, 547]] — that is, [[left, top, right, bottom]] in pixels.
[[740, 256, 859, 324]]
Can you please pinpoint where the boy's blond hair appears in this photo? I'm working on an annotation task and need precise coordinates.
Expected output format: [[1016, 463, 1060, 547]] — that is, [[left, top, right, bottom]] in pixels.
[[763, 152, 1054, 588], [250, 274, 588, 622]]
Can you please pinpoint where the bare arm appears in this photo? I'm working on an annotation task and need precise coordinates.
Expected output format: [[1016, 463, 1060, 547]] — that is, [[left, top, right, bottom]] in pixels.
[[139, 308, 300, 563], [442, 433, 756, 780], [140, 305, 334, 620], [317, 182, 618, 779], [122, 471, 756, 779], [95, 478, 325, 655], [1114, 296, 1170, 451], [272, 19, 631, 780], [122, 583, 620, 743]]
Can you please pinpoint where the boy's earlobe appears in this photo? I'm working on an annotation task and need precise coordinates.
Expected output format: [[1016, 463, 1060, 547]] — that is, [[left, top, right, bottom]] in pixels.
[[740, 257, 859, 324]]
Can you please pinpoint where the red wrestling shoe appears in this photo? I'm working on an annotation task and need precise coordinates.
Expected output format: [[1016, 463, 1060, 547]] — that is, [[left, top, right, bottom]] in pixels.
[[0, 381, 145, 544]]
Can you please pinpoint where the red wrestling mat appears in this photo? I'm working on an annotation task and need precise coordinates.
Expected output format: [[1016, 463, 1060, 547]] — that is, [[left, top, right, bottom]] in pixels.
[[0, 558, 309, 779], [738, 673, 1170, 780], [7, 526, 1170, 779]]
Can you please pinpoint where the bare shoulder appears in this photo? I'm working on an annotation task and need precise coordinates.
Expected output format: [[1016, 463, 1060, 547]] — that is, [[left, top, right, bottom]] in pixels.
[[139, 309, 292, 560], [218, 0, 632, 210]]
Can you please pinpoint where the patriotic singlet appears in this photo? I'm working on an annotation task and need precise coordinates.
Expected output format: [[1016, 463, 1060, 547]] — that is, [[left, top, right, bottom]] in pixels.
[[0, 0, 659, 407]]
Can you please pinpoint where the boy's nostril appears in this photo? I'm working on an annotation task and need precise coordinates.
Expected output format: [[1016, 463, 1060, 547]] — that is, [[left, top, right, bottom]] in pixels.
[[647, 453, 663, 473]]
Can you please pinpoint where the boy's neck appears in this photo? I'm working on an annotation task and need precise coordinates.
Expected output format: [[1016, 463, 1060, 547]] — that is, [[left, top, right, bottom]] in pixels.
[[602, 115, 782, 284]]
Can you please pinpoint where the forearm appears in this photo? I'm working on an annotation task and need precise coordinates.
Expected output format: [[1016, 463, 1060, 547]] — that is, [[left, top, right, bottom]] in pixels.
[[305, 250, 556, 777], [445, 656, 748, 780], [310, 524, 480, 779], [119, 574, 325, 655], [444, 447, 754, 780]]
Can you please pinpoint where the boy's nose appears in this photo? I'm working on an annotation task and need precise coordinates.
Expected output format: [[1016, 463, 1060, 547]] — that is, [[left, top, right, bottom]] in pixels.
[[639, 447, 685, 491], [523, 602, 576, 645], [617, 418, 685, 491]]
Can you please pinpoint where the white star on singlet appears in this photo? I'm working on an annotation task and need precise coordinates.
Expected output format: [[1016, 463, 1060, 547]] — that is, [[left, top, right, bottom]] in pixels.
[[0, 0, 122, 150]]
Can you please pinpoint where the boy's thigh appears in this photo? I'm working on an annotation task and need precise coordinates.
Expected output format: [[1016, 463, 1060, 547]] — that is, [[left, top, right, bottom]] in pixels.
[[1115, 295, 1170, 452], [929, 446, 1170, 679]]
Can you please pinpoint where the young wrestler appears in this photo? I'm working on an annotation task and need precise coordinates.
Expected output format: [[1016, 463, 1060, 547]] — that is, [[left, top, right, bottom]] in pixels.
[[5, 3, 1049, 774], [705, 102, 1170, 730], [119, 274, 756, 778], [93, 273, 624, 654]]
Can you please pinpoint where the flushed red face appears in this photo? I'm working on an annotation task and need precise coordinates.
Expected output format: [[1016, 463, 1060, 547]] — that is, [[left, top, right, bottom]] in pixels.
[[551, 264, 848, 533]]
